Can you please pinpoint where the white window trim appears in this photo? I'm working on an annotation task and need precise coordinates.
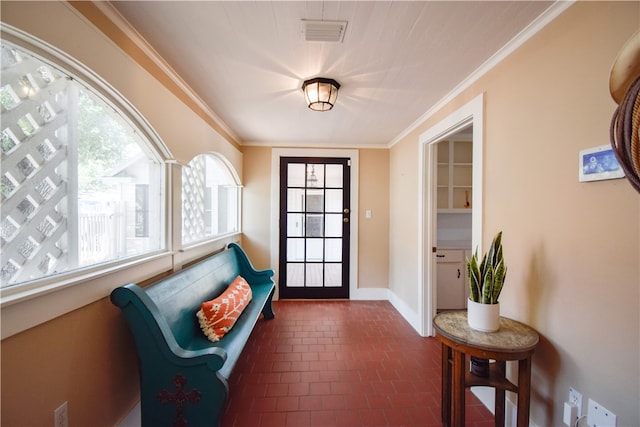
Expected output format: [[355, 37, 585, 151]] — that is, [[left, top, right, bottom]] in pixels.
[[1, 226, 242, 340], [1, 252, 174, 339], [181, 152, 243, 246], [0, 25, 175, 338], [1, 24, 173, 162]]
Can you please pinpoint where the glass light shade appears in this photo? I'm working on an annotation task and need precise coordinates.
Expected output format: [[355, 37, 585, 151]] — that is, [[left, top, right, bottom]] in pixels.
[[302, 78, 340, 111]]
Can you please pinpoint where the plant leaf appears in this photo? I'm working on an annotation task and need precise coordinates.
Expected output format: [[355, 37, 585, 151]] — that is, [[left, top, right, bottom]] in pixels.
[[479, 251, 488, 282], [492, 258, 506, 304], [482, 266, 493, 304], [488, 231, 502, 269], [470, 231, 506, 304], [467, 251, 481, 302]]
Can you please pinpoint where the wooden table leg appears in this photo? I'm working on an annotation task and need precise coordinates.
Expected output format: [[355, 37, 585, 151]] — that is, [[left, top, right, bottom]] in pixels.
[[451, 349, 466, 427], [517, 357, 532, 427], [442, 343, 451, 426], [494, 361, 506, 427]]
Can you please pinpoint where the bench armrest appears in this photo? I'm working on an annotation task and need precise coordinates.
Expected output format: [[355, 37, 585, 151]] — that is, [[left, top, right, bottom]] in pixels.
[[227, 242, 275, 284]]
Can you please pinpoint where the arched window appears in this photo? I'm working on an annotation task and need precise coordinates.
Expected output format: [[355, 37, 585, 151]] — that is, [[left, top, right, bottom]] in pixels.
[[0, 42, 166, 289], [182, 153, 240, 245]]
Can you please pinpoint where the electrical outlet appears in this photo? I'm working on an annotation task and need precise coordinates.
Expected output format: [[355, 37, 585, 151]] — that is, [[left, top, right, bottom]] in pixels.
[[569, 387, 583, 417], [587, 398, 617, 427], [54, 402, 68, 427]]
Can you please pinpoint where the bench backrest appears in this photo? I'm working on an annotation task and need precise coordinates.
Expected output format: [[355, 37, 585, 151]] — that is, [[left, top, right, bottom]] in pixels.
[[144, 248, 241, 349], [111, 243, 275, 426]]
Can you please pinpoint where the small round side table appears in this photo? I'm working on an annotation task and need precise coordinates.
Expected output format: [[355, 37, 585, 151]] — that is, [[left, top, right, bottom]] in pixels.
[[433, 311, 539, 427]]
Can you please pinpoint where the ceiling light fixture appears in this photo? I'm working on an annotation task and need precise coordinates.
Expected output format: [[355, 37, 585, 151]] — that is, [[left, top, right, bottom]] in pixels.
[[302, 77, 340, 111]]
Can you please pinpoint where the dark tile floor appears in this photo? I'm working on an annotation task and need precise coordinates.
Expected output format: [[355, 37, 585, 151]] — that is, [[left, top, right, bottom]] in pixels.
[[222, 300, 493, 427]]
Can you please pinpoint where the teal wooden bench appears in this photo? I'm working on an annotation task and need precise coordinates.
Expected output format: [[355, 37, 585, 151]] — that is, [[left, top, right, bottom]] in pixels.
[[110, 242, 275, 427]]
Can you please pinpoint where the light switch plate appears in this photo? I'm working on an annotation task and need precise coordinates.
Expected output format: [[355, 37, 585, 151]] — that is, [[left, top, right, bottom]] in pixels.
[[569, 387, 583, 418]]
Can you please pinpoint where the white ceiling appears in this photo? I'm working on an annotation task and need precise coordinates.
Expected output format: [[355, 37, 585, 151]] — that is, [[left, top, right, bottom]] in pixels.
[[109, 1, 557, 148]]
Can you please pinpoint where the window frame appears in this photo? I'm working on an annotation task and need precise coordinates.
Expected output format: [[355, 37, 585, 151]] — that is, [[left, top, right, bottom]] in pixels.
[[0, 25, 243, 340], [1, 33, 170, 281], [181, 152, 243, 247]]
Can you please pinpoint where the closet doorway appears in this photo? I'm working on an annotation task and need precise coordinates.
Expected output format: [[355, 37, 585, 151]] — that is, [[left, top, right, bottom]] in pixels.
[[419, 94, 484, 337], [434, 128, 473, 311]]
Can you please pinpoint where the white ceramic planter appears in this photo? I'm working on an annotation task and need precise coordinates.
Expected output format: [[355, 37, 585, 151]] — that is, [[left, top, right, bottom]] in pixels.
[[467, 300, 500, 332]]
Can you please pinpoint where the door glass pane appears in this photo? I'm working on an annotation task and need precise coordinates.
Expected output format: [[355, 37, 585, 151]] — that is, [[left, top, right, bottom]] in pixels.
[[288, 163, 305, 187], [306, 190, 323, 212], [305, 214, 324, 237], [325, 214, 342, 237], [287, 263, 304, 287], [287, 238, 304, 261], [306, 263, 323, 287], [287, 188, 305, 211], [325, 189, 342, 212], [306, 238, 323, 261], [325, 164, 343, 187], [325, 239, 342, 262], [306, 164, 324, 188], [287, 214, 304, 237], [325, 264, 342, 287]]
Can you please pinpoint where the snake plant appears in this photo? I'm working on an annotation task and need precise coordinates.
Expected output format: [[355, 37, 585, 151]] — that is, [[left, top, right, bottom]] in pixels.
[[467, 231, 506, 304]]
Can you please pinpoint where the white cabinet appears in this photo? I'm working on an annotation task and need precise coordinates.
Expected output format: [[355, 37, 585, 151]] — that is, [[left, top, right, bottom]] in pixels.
[[436, 249, 469, 310], [437, 139, 472, 212]]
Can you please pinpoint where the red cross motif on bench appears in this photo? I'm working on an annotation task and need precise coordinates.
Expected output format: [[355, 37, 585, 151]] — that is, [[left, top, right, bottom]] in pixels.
[[157, 374, 202, 427]]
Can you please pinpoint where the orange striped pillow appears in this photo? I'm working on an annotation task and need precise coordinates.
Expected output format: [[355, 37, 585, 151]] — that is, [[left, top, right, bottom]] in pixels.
[[196, 276, 252, 342]]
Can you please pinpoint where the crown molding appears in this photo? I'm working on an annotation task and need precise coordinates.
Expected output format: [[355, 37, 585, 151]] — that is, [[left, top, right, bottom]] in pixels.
[[388, 1, 575, 148], [70, 1, 242, 147]]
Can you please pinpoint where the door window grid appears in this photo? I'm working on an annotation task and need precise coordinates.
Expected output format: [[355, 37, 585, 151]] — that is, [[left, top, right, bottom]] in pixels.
[[284, 162, 343, 289]]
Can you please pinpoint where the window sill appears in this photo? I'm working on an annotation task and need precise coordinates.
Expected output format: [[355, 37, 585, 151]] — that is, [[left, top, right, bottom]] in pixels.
[[0, 233, 242, 340], [1, 252, 175, 339]]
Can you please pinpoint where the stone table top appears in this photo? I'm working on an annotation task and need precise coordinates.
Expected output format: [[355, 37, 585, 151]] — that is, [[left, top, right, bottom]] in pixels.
[[433, 311, 539, 353]]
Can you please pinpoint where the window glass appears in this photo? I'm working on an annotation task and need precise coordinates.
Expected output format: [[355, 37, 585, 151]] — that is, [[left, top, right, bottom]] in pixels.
[[0, 43, 165, 288], [182, 154, 240, 245]]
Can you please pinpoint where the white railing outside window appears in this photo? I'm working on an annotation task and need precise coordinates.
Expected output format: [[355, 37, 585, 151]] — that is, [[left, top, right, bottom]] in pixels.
[[182, 154, 241, 245]]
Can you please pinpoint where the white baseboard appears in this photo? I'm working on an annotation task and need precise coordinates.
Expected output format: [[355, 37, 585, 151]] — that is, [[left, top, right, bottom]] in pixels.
[[350, 287, 389, 300], [387, 290, 422, 335]]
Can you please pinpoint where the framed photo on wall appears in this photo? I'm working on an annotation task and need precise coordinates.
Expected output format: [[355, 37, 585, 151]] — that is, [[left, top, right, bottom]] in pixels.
[[578, 144, 625, 182]]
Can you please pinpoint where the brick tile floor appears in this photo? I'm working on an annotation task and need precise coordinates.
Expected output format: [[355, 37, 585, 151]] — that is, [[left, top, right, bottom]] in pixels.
[[222, 300, 493, 427]]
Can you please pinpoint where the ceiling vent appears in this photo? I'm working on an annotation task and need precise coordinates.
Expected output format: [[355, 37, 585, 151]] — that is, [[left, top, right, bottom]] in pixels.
[[301, 20, 348, 43]]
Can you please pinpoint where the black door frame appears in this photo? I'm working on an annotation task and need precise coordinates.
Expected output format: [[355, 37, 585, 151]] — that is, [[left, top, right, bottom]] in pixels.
[[278, 156, 350, 299]]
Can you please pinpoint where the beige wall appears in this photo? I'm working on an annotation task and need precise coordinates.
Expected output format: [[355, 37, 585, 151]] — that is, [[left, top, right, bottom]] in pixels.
[[388, 133, 421, 309], [390, 2, 639, 425], [241, 146, 273, 270], [1, 298, 140, 426], [358, 149, 390, 289]]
